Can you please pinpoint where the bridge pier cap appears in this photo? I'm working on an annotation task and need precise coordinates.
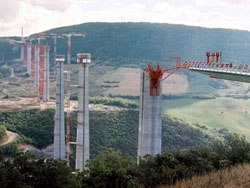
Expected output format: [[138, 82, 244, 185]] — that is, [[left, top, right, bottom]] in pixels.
[[55, 55, 65, 62], [77, 53, 91, 64]]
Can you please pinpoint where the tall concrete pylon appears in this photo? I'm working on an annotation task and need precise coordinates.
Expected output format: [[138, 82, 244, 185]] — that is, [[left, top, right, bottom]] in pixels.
[[54, 55, 66, 160], [34, 45, 39, 87], [137, 64, 163, 163], [43, 46, 50, 102], [20, 28, 24, 61], [20, 44, 24, 62], [75, 53, 91, 170], [27, 43, 31, 75]]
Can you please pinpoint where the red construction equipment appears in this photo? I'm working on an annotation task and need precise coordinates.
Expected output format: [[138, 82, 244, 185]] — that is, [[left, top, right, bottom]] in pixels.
[[23, 43, 28, 66], [144, 64, 163, 96], [30, 45, 36, 80], [170, 56, 181, 67], [144, 52, 224, 95], [206, 51, 222, 63]]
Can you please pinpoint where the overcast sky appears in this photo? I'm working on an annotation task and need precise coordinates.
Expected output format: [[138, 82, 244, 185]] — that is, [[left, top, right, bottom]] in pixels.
[[1, 0, 250, 36]]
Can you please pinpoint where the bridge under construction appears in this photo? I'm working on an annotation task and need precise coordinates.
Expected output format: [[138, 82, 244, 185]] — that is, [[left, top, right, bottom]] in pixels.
[[137, 52, 250, 161], [5, 32, 250, 169]]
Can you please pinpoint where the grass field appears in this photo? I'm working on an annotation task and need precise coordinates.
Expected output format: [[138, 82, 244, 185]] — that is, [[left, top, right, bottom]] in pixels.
[[183, 70, 250, 95], [96, 67, 188, 96], [163, 97, 250, 140]]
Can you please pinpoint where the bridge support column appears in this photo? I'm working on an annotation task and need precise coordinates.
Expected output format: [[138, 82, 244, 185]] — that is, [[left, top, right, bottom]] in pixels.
[[75, 53, 91, 170], [138, 65, 162, 163], [43, 47, 50, 102], [27, 44, 31, 75], [54, 55, 65, 160], [34, 45, 39, 87]]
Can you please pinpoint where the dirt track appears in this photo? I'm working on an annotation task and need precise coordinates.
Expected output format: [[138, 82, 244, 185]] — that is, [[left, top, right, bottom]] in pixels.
[[0, 130, 18, 147]]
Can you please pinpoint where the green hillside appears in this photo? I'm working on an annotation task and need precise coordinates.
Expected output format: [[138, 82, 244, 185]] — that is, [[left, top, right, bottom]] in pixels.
[[45, 22, 250, 65], [2, 22, 250, 65], [0, 107, 230, 158], [2, 22, 250, 97], [164, 97, 250, 140], [0, 40, 17, 61]]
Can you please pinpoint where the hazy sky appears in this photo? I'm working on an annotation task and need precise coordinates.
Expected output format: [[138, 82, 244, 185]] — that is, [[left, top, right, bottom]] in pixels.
[[1, 0, 250, 36]]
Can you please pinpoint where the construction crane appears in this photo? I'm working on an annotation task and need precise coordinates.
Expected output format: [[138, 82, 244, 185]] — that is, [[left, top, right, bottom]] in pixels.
[[45, 33, 65, 99], [59, 32, 85, 164]]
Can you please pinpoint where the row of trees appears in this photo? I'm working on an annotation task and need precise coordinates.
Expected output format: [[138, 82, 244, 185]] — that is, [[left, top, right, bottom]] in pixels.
[[1, 134, 250, 188], [80, 134, 250, 188], [0, 152, 78, 188]]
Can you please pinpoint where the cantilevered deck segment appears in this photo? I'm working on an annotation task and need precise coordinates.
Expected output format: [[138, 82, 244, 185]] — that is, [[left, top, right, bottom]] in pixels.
[[185, 61, 250, 83]]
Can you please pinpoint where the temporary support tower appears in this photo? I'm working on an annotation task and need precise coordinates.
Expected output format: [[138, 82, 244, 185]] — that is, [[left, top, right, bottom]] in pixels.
[[54, 54, 66, 160], [75, 53, 91, 170], [35, 35, 46, 91], [23, 43, 28, 66], [30, 45, 36, 80], [137, 64, 163, 162]]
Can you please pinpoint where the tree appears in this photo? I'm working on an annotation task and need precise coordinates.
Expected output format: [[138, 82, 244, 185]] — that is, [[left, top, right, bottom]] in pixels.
[[0, 152, 80, 188], [80, 148, 138, 188], [212, 133, 250, 166]]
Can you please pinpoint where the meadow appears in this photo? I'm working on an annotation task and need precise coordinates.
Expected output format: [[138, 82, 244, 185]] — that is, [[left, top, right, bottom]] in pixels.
[[163, 97, 250, 140]]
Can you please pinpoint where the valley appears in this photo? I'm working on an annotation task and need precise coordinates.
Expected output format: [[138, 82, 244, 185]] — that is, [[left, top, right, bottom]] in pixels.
[[1, 22, 250, 187]]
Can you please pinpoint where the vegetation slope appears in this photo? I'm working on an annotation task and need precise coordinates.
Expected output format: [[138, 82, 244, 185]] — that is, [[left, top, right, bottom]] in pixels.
[[0, 105, 229, 158], [2, 22, 250, 65], [1, 134, 250, 188], [46, 22, 250, 66]]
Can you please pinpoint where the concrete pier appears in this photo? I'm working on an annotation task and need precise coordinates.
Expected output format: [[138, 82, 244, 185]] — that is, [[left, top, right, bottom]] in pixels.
[[27, 44, 31, 75], [34, 45, 39, 87], [20, 44, 24, 62], [43, 47, 50, 102], [75, 53, 91, 170], [137, 68, 162, 162], [54, 55, 66, 160]]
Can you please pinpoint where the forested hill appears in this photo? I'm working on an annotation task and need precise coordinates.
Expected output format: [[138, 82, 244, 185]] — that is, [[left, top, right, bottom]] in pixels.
[[46, 23, 250, 65], [2, 22, 250, 65]]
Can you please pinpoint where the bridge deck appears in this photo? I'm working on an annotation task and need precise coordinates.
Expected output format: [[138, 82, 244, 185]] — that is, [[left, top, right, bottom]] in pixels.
[[185, 62, 250, 83]]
